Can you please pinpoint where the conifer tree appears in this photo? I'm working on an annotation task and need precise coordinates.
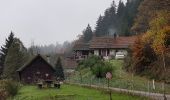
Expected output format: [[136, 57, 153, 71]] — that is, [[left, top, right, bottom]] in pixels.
[[3, 38, 29, 79], [95, 15, 104, 36], [55, 57, 64, 80], [94, 0, 142, 36], [117, 0, 125, 17], [0, 32, 14, 76], [83, 24, 93, 42], [118, 0, 142, 36], [95, 1, 117, 36]]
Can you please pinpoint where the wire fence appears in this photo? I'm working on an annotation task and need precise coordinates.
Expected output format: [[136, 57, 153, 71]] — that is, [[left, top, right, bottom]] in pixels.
[[66, 76, 170, 95]]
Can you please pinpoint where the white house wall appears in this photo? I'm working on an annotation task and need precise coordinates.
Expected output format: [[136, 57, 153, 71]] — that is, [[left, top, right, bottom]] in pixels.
[[110, 50, 116, 56], [94, 50, 99, 56]]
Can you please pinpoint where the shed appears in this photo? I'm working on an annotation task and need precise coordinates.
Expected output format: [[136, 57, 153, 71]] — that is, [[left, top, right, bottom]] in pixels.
[[17, 54, 56, 83]]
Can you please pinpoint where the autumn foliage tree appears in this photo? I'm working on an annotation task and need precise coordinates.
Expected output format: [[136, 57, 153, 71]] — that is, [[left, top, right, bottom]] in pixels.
[[132, 35, 157, 74], [148, 11, 170, 80], [131, 10, 170, 79], [150, 11, 170, 54], [132, 0, 170, 34]]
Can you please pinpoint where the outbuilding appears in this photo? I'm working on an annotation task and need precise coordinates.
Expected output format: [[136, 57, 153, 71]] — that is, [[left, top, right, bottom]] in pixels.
[[17, 54, 56, 84]]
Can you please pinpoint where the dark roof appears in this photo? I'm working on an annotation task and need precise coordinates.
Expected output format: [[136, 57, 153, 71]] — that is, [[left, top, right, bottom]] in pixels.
[[89, 36, 137, 49], [73, 43, 90, 50], [17, 54, 55, 72]]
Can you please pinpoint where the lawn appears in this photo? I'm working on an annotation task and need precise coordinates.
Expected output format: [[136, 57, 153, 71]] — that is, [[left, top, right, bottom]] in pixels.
[[12, 84, 147, 100]]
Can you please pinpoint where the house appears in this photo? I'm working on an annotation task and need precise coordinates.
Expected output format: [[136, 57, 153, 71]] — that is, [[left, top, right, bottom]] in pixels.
[[17, 54, 56, 83], [73, 43, 93, 60], [73, 36, 137, 60], [90, 36, 137, 59]]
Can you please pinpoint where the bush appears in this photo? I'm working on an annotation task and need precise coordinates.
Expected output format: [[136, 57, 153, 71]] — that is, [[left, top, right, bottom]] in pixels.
[[0, 80, 9, 100], [0, 79, 20, 98], [92, 61, 114, 78], [0, 90, 8, 100], [5, 80, 20, 97], [78, 55, 101, 69], [78, 55, 114, 78]]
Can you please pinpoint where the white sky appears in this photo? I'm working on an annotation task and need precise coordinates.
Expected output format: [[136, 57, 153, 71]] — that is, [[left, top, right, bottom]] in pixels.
[[0, 0, 126, 47]]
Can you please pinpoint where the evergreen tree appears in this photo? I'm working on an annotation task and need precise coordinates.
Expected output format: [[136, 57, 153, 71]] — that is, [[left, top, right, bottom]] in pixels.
[[95, 1, 117, 36], [118, 0, 142, 36], [3, 38, 29, 80], [55, 57, 64, 80], [117, 0, 125, 17], [95, 15, 104, 36], [94, 0, 142, 36], [0, 32, 14, 76], [116, 0, 126, 35], [83, 24, 93, 42]]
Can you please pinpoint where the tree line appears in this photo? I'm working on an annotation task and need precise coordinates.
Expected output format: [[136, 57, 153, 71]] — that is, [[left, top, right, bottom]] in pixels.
[[81, 0, 143, 43]]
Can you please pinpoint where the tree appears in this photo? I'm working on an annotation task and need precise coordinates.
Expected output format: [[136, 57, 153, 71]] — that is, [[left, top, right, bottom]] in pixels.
[[0, 32, 14, 76], [132, 0, 170, 34], [118, 0, 142, 36], [131, 10, 170, 80], [149, 11, 170, 54], [83, 24, 93, 42], [55, 57, 64, 80], [95, 1, 117, 36], [3, 38, 29, 80], [147, 10, 170, 100], [94, 0, 142, 36], [132, 35, 157, 74], [95, 15, 104, 36], [117, 0, 125, 17]]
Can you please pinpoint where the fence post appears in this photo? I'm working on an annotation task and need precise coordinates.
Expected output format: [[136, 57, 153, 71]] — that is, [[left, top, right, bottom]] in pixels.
[[152, 79, 155, 90]]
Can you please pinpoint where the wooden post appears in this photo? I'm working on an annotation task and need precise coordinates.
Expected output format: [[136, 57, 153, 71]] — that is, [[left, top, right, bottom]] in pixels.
[[152, 79, 155, 90]]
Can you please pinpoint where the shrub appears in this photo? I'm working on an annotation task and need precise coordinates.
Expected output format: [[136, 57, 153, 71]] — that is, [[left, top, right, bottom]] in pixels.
[[0, 80, 9, 100], [78, 55, 101, 69], [0, 90, 8, 100], [5, 80, 20, 97], [0, 79, 20, 98], [78, 55, 114, 78], [92, 61, 114, 78]]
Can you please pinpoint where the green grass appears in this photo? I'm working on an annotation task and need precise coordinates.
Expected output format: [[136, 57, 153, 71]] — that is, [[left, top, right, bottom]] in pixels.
[[68, 60, 170, 94], [12, 84, 147, 100]]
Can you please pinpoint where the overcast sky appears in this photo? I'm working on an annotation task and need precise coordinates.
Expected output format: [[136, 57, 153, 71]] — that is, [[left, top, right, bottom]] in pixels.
[[0, 0, 126, 47]]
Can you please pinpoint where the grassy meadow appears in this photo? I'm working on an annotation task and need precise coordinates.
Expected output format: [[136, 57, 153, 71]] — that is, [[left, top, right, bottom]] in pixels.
[[12, 84, 148, 100]]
